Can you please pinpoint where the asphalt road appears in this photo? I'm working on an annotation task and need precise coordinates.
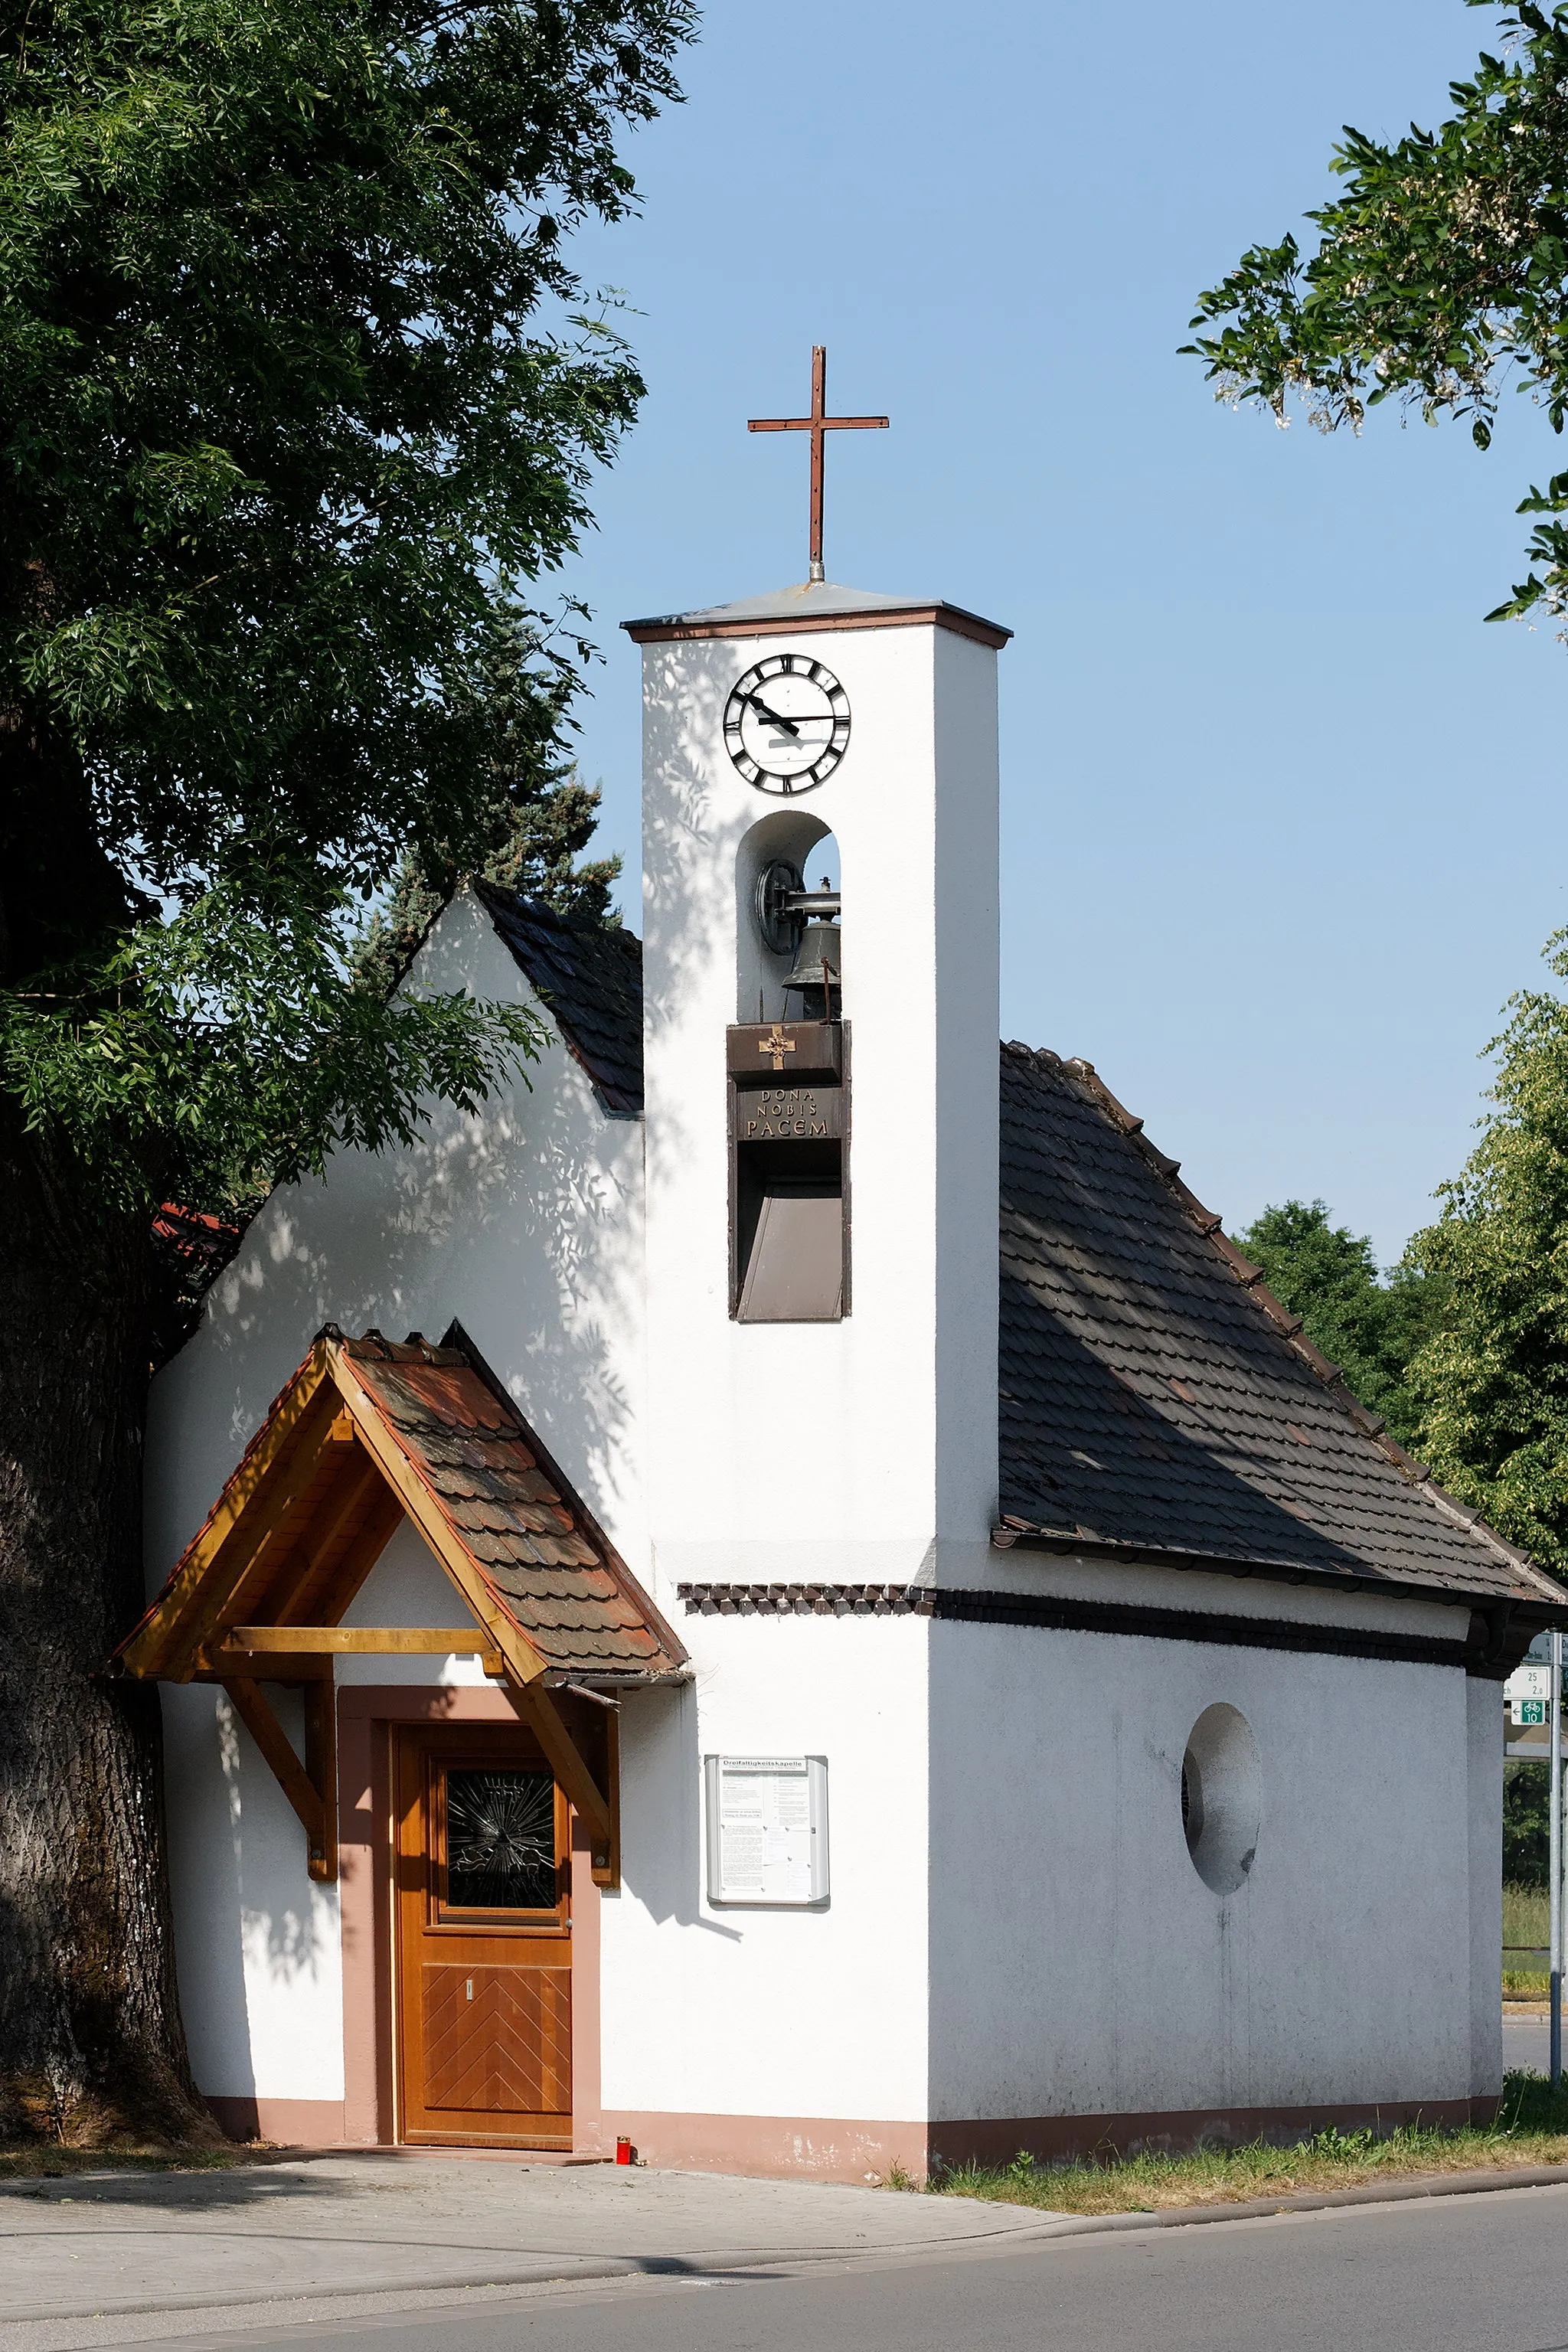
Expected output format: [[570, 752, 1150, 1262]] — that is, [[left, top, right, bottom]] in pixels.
[[90, 2182, 1568, 2352], [1506, 2013, 1554, 2074]]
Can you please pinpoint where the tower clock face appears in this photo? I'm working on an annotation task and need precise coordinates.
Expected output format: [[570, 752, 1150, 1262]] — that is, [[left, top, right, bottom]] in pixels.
[[724, 655, 851, 793]]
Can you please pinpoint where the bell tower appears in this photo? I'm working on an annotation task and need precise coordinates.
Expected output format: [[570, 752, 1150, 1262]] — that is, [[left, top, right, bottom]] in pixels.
[[626, 578, 1009, 1596]]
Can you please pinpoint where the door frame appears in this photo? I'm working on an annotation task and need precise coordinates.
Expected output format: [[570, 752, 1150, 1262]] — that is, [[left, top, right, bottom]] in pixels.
[[393, 1721, 573, 2148], [335, 1684, 604, 2152]]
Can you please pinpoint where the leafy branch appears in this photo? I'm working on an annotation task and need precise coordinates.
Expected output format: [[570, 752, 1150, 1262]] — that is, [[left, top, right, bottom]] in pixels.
[[1405, 929, 1568, 1577], [0, 884, 544, 1213], [1185, 1, 1568, 631]]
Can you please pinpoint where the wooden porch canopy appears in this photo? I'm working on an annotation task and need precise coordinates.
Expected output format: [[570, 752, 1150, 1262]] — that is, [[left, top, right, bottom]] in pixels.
[[116, 1325, 686, 1886]]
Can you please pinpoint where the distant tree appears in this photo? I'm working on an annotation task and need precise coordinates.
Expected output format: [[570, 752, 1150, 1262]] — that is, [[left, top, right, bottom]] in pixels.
[[1504, 1762, 1550, 1887], [354, 619, 622, 999], [1403, 935, 1568, 1581], [0, 0, 691, 2145], [1234, 1200, 1446, 1449], [1186, 1, 1568, 638]]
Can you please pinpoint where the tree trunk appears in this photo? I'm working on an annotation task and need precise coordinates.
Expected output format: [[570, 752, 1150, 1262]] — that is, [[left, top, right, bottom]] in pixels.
[[0, 1106, 212, 2145]]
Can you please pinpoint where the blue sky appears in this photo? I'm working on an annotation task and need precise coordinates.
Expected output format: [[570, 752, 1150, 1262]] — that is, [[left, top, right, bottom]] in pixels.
[[551, 0, 1568, 1266]]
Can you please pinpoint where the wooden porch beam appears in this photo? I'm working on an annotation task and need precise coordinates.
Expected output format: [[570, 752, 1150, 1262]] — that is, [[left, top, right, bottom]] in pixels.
[[119, 1348, 335, 1679], [221, 1676, 338, 1880], [267, 1452, 385, 1627], [193, 1649, 334, 1681], [163, 1408, 361, 1679], [508, 1676, 613, 1860], [328, 1351, 550, 1687], [595, 1704, 621, 1893], [304, 1679, 338, 1883], [224, 1626, 501, 1657]]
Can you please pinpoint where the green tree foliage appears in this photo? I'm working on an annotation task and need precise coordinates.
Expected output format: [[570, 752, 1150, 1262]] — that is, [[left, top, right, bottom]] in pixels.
[[0, 0, 691, 2133], [1186, 1, 1568, 634], [1234, 1201, 1447, 1450], [354, 617, 622, 1002], [1403, 936, 1568, 1579], [0, 0, 691, 1206], [1505, 1762, 1551, 1886]]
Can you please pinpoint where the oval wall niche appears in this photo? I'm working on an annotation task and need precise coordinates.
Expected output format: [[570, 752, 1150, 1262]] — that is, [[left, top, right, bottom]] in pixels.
[[1181, 1703, 1262, 1896]]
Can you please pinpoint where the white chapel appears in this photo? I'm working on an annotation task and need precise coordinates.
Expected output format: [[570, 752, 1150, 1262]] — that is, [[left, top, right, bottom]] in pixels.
[[126, 563, 1563, 2177]]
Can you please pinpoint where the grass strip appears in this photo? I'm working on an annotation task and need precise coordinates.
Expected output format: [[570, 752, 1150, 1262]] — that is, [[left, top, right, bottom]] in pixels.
[[0, 2144, 262, 2180], [920, 2072, 1568, 2215]]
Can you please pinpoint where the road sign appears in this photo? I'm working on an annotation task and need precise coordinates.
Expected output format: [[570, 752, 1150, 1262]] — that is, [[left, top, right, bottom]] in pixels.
[[1508, 1664, 1554, 1724]]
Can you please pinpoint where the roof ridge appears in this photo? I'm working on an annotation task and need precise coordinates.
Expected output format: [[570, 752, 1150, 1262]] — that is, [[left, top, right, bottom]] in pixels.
[[341, 1328, 467, 1367], [469, 876, 643, 958], [1012, 1042, 1555, 1593], [474, 884, 644, 1116]]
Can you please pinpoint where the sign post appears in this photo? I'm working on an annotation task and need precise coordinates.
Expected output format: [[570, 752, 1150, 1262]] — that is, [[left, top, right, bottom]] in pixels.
[[1552, 1629, 1563, 2086]]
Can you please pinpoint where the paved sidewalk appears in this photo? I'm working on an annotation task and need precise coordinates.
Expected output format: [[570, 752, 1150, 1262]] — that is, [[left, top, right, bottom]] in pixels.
[[0, 2154, 1069, 2346]]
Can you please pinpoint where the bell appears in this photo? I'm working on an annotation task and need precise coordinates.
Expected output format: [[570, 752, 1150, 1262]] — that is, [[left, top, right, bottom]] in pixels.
[[782, 916, 841, 1021]]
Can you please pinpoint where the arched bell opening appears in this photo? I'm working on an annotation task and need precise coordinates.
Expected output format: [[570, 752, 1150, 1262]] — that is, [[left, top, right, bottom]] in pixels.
[[727, 812, 848, 1325], [736, 810, 841, 1025]]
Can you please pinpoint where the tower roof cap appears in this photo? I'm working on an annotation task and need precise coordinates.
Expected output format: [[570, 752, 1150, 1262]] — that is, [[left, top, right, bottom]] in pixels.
[[622, 580, 1010, 648]]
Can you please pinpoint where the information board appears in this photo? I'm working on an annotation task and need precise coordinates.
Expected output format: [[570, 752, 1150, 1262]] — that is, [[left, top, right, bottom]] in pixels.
[[704, 1755, 829, 1907]]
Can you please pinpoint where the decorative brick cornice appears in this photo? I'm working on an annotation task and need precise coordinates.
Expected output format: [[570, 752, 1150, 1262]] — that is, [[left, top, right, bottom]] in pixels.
[[674, 1580, 1530, 1676], [678, 1583, 933, 1618]]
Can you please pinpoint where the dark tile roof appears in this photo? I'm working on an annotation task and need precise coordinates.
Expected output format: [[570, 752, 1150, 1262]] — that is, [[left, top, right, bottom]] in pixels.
[[998, 1042, 1564, 1612], [151, 1203, 253, 1370], [474, 883, 643, 1115]]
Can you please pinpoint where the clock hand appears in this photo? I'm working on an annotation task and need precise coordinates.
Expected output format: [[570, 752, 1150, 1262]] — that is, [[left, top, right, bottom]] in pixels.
[[743, 692, 806, 739]]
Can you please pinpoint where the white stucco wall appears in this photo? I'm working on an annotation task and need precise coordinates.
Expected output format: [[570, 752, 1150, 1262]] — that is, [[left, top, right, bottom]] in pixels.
[[600, 1609, 931, 2126], [336, 1519, 493, 1687], [926, 1572, 1485, 2125], [145, 893, 645, 2105], [638, 616, 1000, 1606], [975, 1547, 1478, 1642], [603, 1566, 1496, 2137], [162, 1682, 345, 2103], [1468, 1675, 1504, 2100], [144, 891, 646, 1593], [931, 626, 1000, 1553]]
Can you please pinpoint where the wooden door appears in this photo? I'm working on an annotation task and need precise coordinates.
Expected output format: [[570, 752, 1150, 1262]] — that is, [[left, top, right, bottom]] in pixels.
[[394, 1726, 573, 2148]]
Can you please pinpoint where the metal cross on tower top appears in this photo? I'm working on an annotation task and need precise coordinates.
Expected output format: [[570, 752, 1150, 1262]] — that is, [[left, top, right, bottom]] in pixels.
[[748, 347, 888, 583]]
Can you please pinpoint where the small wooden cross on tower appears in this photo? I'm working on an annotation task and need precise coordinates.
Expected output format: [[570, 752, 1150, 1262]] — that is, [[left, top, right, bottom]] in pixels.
[[749, 347, 888, 584], [757, 1022, 796, 1072]]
